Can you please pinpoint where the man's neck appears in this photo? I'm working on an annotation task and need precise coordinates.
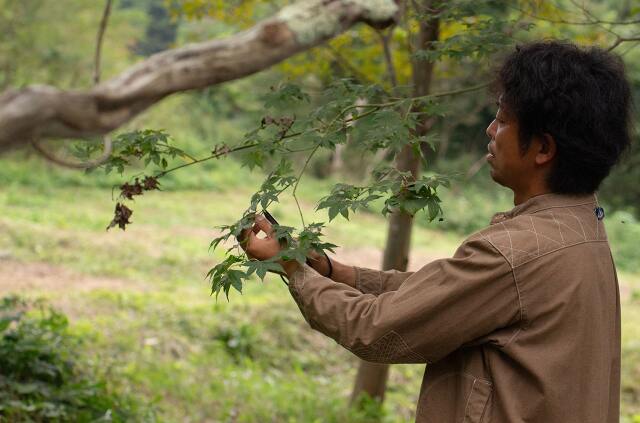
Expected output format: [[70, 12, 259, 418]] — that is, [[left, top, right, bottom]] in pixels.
[[513, 186, 552, 206]]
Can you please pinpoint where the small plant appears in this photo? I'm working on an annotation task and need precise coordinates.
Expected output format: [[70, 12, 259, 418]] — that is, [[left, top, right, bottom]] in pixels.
[[214, 324, 256, 362], [0, 295, 148, 422]]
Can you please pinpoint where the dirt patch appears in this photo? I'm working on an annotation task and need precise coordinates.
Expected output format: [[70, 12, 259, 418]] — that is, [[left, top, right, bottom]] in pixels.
[[0, 245, 443, 296], [0, 258, 149, 294]]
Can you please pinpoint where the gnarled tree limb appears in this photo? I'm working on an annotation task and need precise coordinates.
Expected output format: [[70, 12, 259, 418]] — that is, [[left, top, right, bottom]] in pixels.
[[0, 0, 398, 152]]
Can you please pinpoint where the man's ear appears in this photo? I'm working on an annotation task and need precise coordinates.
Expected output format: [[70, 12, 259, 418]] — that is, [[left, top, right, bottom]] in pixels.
[[534, 133, 556, 166]]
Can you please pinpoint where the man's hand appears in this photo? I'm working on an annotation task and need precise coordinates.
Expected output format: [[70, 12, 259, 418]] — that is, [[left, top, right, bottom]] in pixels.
[[238, 214, 301, 277], [239, 214, 281, 261], [237, 213, 355, 283]]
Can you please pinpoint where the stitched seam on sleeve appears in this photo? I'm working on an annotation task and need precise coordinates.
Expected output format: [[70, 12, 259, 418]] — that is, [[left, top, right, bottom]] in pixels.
[[354, 267, 363, 292], [349, 330, 429, 364], [478, 236, 526, 326]]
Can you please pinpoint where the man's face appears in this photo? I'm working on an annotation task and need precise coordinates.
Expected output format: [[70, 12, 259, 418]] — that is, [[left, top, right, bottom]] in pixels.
[[485, 103, 538, 193]]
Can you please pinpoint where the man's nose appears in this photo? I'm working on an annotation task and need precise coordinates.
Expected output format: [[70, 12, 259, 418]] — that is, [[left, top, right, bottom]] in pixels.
[[486, 119, 497, 139]]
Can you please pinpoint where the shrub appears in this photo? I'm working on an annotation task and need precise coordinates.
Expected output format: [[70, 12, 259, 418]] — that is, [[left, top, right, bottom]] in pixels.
[[0, 295, 150, 422]]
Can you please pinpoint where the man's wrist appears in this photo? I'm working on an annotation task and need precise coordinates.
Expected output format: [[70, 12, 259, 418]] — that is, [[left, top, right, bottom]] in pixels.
[[306, 250, 331, 277], [282, 260, 301, 278]]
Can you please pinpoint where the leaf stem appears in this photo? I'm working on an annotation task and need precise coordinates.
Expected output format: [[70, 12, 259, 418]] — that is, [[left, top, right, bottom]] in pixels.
[[292, 144, 320, 228], [156, 142, 258, 177]]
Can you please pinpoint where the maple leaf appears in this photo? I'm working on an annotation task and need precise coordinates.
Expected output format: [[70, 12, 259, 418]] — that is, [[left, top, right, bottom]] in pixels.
[[106, 203, 133, 231], [142, 176, 160, 191], [120, 179, 144, 200]]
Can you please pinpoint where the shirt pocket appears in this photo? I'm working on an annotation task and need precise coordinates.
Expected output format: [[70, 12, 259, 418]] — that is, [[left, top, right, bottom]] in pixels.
[[463, 378, 492, 423], [417, 372, 492, 423]]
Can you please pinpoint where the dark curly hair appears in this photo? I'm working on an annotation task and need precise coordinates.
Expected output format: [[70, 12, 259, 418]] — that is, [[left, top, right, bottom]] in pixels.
[[495, 41, 633, 194]]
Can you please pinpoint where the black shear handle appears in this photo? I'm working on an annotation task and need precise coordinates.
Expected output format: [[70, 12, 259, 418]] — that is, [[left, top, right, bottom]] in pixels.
[[262, 210, 279, 226]]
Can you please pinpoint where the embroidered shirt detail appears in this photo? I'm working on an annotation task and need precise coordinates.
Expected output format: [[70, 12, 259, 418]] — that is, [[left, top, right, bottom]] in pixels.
[[349, 331, 426, 364]]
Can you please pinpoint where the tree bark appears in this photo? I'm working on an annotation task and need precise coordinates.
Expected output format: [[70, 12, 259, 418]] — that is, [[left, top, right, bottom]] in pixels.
[[350, 0, 439, 408], [0, 0, 398, 152]]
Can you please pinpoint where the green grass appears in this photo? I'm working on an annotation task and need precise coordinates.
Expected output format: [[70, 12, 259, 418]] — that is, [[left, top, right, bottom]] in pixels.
[[0, 155, 638, 421]]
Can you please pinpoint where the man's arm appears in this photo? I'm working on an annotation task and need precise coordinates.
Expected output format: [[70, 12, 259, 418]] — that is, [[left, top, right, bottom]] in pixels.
[[243, 214, 413, 294], [301, 250, 414, 295], [240, 215, 520, 363], [285, 237, 521, 364]]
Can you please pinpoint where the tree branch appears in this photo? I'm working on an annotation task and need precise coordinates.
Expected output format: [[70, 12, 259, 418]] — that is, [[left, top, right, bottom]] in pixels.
[[510, 4, 640, 26], [31, 0, 115, 169], [0, 0, 398, 152], [94, 0, 113, 85], [377, 26, 398, 88], [324, 44, 377, 85], [607, 35, 640, 51], [31, 136, 113, 169]]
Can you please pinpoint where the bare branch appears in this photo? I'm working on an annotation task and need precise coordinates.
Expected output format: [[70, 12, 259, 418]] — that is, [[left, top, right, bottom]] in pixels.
[[31, 136, 113, 169], [0, 0, 399, 152], [607, 35, 640, 52], [377, 26, 398, 89], [94, 0, 113, 85], [510, 4, 640, 26], [32, 0, 115, 169], [324, 45, 377, 85]]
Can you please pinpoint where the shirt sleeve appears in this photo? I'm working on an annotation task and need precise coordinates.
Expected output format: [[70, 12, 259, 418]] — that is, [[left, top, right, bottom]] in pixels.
[[354, 267, 414, 295], [288, 236, 521, 364]]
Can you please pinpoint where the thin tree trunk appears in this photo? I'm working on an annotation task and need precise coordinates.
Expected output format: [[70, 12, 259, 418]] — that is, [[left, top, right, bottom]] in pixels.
[[350, 0, 439, 409], [330, 142, 345, 174]]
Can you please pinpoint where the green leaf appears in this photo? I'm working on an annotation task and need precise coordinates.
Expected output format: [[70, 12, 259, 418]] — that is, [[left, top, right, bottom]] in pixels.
[[262, 83, 310, 109]]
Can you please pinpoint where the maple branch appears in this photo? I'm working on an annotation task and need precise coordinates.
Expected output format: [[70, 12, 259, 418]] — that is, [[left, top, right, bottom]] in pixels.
[[332, 81, 490, 122], [0, 0, 398, 152]]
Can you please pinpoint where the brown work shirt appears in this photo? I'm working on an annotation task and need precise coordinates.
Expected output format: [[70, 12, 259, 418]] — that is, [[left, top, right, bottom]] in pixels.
[[288, 193, 620, 422]]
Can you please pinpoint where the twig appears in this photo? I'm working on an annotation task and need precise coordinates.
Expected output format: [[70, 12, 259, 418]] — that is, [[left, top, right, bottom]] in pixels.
[[156, 142, 258, 177], [292, 144, 321, 228], [94, 0, 113, 85], [32, 0, 114, 169], [509, 4, 640, 26], [31, 136, 113, 169], [324, 45, 377, 86], [607, 35, 640, 52], [377, 26, 398, 88], [465, 154, 487, 180], [331, 81, 489, 124]]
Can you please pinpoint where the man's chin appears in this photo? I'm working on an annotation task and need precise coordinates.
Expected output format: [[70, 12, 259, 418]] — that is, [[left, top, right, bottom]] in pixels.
[[489, 170, 507, 188]]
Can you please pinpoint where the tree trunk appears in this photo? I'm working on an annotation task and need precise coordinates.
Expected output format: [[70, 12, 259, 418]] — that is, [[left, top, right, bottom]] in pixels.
[[350, 0, 439, 409], [330, 142, 345, 174]]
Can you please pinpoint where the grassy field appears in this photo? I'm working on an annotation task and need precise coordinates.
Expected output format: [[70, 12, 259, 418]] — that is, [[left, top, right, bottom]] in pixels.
[[0, 155, 638, 422]]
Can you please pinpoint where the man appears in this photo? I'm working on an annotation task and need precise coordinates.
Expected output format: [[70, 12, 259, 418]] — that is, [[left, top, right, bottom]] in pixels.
[[241, 41, 632, 422]]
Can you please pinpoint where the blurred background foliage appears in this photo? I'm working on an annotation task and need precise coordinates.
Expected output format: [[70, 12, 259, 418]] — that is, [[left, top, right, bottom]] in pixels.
[[0, 0, 639, 421]]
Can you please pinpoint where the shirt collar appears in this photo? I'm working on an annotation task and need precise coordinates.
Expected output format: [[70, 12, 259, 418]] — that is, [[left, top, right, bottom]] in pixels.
[[490, 193, 598, 225]]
